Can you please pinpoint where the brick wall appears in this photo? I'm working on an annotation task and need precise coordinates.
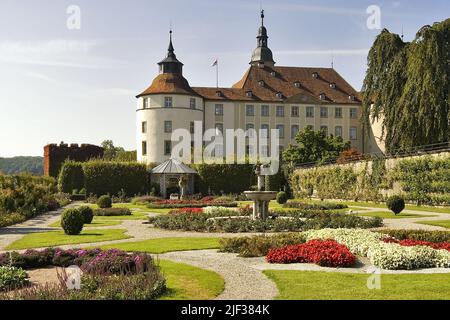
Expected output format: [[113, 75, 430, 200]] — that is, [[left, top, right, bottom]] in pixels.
[[43, 143, 104, 177]]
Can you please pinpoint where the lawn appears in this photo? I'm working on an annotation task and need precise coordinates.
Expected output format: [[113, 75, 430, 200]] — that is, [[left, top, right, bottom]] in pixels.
[[357, 211, 436, 219], [48, 218, 122, 228], [5, 229, 131, 250], [84, 203, 171, 217], [334, 200, 450, 214], [100, 237, 221, 254], [158, 259, 224, 300], [264, 270, 450, 300], [416, 220, 450, 229]]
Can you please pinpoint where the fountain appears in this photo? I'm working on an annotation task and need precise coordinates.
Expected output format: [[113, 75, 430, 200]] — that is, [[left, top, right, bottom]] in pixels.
[[244, 165, 277, 220]]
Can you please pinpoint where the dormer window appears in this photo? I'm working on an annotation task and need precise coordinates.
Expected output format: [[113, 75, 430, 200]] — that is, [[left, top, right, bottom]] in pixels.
[[329, 82, 336, 89], [216, 91, 223, 97], [294, 81, 301, 88], [270, 71, 276, 77], [246, 91, 253, 98], [312, 72, 319, 79], [349, 94, 356, 101], [258, 80, 265, 87], [276, 92, 283, 99], [319, 93, 326, 100]]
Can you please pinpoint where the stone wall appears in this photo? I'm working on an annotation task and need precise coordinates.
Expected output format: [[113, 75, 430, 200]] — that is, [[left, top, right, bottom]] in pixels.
[[43, 143, 104, 177]]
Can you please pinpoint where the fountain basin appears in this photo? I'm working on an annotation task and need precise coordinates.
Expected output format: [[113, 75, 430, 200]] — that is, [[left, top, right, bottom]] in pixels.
[[244, 191, 277, 201]]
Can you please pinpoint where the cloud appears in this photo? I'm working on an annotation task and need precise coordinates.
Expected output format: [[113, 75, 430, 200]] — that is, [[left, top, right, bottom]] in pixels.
[[100, 88, 138, 96], [25, 71, 57, 82], [0, 40, 123, 69]]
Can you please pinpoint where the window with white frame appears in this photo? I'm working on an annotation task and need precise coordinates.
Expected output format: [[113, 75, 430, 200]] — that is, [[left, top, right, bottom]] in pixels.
[[164, 141, 171, 155], [190, 98, 196, 109], [335, 107, 343, 118], [320, 107, 328, 118], [350, 127, 357, 140], [246, 123, 255, 137], [142, 141, 147, 156], [215, 104, 224, 116], [164, 97, 173, 108], [246, 105, 255, 116], [276, 124, 284, 138], [335, 126, 343, 137], [261, 105, 269, 117], [164, 121, 172, 133], [350, 108, 358, 119], [142, 122, 147, 134], [291, 106, 299, 117], [143, 98, 150, 109], [291, 125, 299, 139], [306, 106, 314, 118], [276, 106, 284, 117], [261, 124, 269, 138]]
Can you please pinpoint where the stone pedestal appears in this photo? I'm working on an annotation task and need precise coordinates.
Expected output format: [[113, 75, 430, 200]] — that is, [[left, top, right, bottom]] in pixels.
[[244, 191, 277, 220]]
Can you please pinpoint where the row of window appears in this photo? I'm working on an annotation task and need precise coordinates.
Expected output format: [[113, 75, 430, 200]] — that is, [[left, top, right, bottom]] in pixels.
[[213, 104, 358, 119], [142, 120, 358, 140], [143, 97, 197, 109], [141, 140, 172, 157]]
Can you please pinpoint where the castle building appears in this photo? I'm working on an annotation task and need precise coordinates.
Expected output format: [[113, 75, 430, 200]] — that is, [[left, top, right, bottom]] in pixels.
[[136, 11, 374, 165]]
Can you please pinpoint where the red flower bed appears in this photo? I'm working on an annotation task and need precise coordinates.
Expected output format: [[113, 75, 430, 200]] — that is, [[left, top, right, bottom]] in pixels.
[[266, 239, 356, 267], [169, 208, 204, 215], [384, 238, 450, 251]]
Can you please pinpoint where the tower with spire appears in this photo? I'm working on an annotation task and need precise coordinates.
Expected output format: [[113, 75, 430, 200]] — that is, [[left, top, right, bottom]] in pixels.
[[158, 30, 184, 74], [250, 10, 276, 67]]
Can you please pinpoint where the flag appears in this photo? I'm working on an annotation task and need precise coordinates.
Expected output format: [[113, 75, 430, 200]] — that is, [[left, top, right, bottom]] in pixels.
[[211, 59, 218, 67]]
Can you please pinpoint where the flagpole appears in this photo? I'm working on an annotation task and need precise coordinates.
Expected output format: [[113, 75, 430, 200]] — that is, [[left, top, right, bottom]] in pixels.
[[216, 60, 219, 88]]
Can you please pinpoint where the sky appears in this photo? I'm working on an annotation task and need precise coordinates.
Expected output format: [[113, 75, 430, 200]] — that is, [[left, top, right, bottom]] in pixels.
[[0, 0, 448, 157]]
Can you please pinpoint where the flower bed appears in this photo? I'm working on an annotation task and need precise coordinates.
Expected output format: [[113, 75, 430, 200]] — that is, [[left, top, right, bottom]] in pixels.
[[147, 199, 238, 209], [0, 266, 29, 291], [303, 228, 450, 270], [284, 201, 348, 211], [384, 238, 450, 252], [266, 240, 356, 267]]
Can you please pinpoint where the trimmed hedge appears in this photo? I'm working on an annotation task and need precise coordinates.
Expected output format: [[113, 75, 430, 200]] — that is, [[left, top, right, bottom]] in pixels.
[[79, 206, 94, 224], [192, 164, 255, 194], [58, 161, 84, 194], [377, 229, 450, 243], [94, 208, 131, 216], [97, 195, 112, 209], [83, 161, 149, 197], [61, 209, 84, 235]]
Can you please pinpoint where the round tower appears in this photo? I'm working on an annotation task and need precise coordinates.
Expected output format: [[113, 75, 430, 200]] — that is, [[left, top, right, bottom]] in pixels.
[[136, 31, 204, 164]]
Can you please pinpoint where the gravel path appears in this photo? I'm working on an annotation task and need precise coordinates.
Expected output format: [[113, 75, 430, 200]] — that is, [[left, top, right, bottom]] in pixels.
[[160, 250, 279, 300]]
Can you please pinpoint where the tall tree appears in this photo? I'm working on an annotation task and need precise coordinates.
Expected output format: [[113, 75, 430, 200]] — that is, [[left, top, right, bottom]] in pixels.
[[282, 127, 351, 165], [362, 19, 449, 152]]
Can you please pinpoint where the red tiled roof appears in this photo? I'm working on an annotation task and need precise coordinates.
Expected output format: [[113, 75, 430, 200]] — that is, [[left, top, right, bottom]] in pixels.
[[194, 66, 361, 104], [137, 73, 200, 97]]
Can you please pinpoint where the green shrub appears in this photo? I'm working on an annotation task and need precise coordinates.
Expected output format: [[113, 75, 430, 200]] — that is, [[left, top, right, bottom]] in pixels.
[[61, 209, 84, 235], [283, 201, 347, 210], [83, 161, 149, 197], [58, 161, 84, 194], [386, 196, 405, 215], [0, 212, 26, 228], [94, 208, 131, 216], [97, 195, 112, 209], [377, 229, 450, 243], [220, 233, 307, 257], [192, 163, 255, 194], [0, 266, 29, 291], [132, 195, 161, 205], [276, 192, 288, 204], [78, 206, 94, 224]]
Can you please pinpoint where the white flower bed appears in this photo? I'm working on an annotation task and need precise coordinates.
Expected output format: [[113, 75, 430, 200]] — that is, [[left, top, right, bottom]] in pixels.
[[302, 228, 450, 270], [203, 206, 234, 215]]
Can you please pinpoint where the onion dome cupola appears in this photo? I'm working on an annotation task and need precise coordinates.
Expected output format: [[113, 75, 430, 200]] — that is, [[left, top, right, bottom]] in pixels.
[[158, 30, 184, 74], [250, 10, 276, 67]]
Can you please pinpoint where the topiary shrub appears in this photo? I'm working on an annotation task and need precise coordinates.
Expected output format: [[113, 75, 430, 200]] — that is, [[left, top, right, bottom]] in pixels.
[[97, 195, 112, 209], [386, 196, 405, 215], [78, 206, 94, 224], [276, 192, 288, 204], [61, 209, 84, 235]]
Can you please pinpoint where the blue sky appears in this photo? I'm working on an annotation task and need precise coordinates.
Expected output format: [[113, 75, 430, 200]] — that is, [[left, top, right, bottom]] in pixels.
[[0, 0, 448, 157]]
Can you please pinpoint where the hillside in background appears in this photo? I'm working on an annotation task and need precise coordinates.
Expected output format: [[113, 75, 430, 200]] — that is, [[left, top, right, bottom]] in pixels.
[[0, 156, 43, 175]]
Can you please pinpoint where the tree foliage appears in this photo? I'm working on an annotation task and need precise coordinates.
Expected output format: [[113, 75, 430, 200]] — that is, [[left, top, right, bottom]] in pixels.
[[282, 127, 351, 165], [362, 19, 450, 152]]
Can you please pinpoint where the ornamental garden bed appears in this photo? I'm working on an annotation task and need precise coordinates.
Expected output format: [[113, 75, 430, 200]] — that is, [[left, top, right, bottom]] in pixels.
[[148, 207, 382, 233], [0, 248, 166, 300], [220, 229, 450, 270]]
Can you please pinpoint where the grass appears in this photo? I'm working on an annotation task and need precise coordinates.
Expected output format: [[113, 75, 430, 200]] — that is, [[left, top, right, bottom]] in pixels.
[[84, 203, 171, 216], [357, 211, 436, 219], [99, 237, 221, 254], [48, 218, 122, 228], [158, 259, 224, 300], [416, 220, 450, 229], [5, 229, 131, 250], [264, 270, 450, 300], [333, 200, 450, 214]]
